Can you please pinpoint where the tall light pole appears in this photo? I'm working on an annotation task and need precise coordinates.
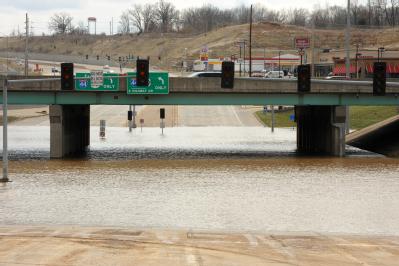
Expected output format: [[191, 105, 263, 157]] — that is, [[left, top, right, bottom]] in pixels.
[[0, 32, 9, 183], [345, 0, 351, 79], [345, 0, 351, 134], [25, 13, 29, 77], [1, 78, 9, 183], [249, 4, 253, 77]]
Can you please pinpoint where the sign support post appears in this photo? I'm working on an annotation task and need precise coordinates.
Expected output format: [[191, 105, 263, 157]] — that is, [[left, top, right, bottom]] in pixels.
[[271, 105, 275, 133], [1, 78, 9, 183], [133, 105, 137, 129], [129, 105, 132, 132]]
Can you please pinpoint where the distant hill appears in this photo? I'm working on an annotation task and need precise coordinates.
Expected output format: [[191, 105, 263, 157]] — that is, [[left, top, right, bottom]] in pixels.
[[0, 22, 397, 69]]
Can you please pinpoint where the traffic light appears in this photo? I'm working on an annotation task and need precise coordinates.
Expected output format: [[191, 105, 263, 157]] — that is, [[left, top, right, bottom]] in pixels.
[[107, 55, 111, 61], [61, 63, 74, 90], [221, 61, 235, 89], [85, 55, 88, 60], [137, 59, 149, 86], [128, 111, 133, 121], [96, 55, 99, 60], [297, 64, 311, 93], [373, 62, 386, 96], [160, 108, 165, 119]]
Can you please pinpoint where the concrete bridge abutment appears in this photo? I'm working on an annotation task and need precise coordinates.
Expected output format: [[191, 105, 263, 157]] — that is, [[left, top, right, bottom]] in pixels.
[[296, 106, 346, 157], [50, 105, 90, 159]]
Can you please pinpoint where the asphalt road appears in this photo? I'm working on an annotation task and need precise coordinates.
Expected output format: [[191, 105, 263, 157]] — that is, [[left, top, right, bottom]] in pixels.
[[8, 105, 262, 127], [178, 106, 261, 127]]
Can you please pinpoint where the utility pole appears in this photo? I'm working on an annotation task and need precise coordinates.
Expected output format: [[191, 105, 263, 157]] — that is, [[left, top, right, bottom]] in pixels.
[[1, 78, 9, 183], [345, 0, 351, 80], [243, 40, 246, 75], [249, 4, 253, 77], [25, 13, 29, 77], [263, 48, 266, 71], [311, 22, 316, 77], [345, 0, 351, 134], [239, 44, 242, 77]]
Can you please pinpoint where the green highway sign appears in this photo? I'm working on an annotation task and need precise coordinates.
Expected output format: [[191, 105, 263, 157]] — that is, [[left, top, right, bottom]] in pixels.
[[127, 72, 169, 95], [75, 72, 119, 91]]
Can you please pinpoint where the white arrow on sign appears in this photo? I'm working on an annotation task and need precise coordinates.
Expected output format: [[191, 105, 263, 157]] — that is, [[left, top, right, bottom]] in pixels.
[[158, 77, 165, 85]]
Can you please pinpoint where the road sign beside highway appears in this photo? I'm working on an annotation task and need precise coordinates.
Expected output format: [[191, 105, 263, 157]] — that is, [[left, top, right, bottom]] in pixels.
[[75, 72, 119, 91], [127, 72, 169, 95]]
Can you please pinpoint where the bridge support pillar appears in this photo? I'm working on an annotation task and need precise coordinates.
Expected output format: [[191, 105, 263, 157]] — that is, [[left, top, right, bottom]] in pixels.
[[296, 106, 346, 157], [50, 105, 90, 159]]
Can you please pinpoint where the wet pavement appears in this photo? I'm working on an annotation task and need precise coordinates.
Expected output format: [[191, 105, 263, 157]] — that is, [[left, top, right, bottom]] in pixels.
[[0, 226, 398, 266]]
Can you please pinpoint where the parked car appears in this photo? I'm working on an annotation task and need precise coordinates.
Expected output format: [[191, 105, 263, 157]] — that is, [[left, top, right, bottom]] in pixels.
[[51, 67, 59, 73], [324, 76, 348, 80], [189, 72, 222, 78], [264, 71, 284, 78]]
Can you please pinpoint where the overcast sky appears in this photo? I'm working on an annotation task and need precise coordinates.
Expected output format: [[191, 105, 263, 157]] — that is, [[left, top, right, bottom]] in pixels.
[[0, 0, 353, 35]]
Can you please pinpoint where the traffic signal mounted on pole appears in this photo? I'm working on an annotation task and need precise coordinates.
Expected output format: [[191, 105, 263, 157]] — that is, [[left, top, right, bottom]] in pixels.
[[297, 64, 311, 93], [128, 111, 133, 121], [373, 62, 386, 96], [61, 63, 74, 91], [137, 59, 149, 87], [160, 108, 165, 119], [221, 61, 235, 89], [85, 55, 88, 60]]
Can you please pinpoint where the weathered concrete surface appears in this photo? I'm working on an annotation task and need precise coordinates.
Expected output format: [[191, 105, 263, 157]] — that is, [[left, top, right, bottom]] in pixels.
[[50, 105, 90, 158], [296, 106, 346, 156], [0, 226, 398, 266], [3, 75, 399, 94], [346, 115, 399, 157]]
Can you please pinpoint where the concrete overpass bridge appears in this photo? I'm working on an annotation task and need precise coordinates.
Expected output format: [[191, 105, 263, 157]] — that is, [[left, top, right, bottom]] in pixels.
[[1, 75, 399, 158]]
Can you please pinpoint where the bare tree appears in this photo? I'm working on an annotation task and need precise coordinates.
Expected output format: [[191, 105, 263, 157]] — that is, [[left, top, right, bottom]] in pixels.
[[155, 0, 179, 33], [287, 8, 309, 26], [71, 21, 88, 35], [49, 13, 73, 34], [142, 4, 157, 32], [129, 4, 143, 33], [119, 11, 131, 34]]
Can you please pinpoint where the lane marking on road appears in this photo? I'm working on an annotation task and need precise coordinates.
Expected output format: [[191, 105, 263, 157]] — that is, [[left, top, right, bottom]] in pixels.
[[257, 235, 297, 262], [244, 234, 259, 247], [230, 106, 244, 126]]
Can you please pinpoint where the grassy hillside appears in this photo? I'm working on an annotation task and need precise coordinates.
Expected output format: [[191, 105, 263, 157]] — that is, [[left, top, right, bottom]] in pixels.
[[1, 22, 397, 70]]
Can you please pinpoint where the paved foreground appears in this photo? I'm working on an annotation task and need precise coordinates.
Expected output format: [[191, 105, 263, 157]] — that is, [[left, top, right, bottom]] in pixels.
[[0, 226, 398, 265]]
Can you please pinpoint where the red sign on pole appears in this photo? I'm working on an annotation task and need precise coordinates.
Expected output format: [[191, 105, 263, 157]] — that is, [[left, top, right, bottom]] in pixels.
[[295, 38, 310, 49]]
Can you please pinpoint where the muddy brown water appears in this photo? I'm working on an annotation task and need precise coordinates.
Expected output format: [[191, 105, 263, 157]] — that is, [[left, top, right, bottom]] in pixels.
[[0, 126, 398, 236]]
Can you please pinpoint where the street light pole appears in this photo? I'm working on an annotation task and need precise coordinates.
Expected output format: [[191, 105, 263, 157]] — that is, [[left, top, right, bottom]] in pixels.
[[243, 40, 246, 75], [278, 51, 281, 77], [345, 0, 351, 80], [1, 78, 9, 183], [345, 0, 351, 135], [249, 4, 253, 77], [239, 44, 242, 77]]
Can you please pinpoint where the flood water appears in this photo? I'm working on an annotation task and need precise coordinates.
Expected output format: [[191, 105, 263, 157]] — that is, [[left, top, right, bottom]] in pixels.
[[1, 126, 399, 236]]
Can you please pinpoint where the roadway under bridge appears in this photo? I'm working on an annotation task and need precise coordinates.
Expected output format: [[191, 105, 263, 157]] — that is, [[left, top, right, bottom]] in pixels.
[[1, 75, 399, 158]]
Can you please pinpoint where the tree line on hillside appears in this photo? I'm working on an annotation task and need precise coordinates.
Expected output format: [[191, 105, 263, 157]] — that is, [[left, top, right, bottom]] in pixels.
[[46, 0, 399, 36]]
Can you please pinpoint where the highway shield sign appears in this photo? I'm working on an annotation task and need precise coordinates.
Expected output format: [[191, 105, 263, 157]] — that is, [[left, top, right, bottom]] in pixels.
[[127, 72, 169, 95], [91, 70, 103, 88], [75, 72, 119, 91]]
